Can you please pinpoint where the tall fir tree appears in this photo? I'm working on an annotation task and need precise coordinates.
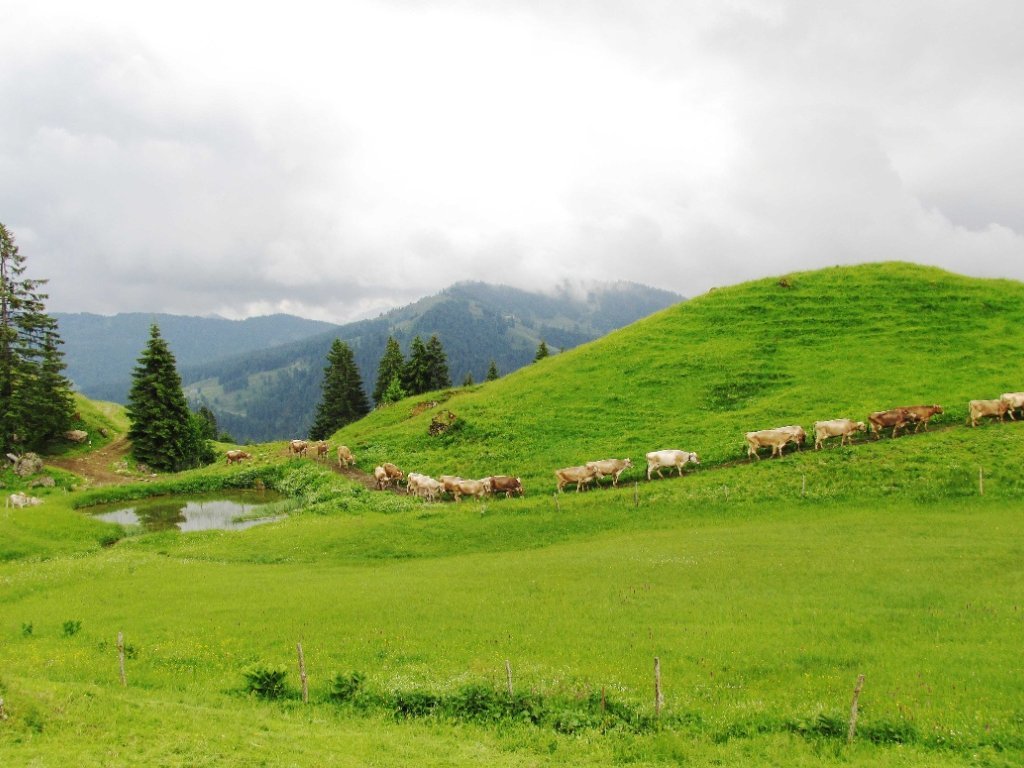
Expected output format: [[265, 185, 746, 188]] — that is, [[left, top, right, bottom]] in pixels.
[[424, 334, 451, 391], [309, 339, 369, 439], [126, 324, 213, 471], [0, 223, 75, 454], [402, 335, 431, 396], [372, 336, 405, 405], [486, 360, 499, 381], [534, 339, 550, 362]]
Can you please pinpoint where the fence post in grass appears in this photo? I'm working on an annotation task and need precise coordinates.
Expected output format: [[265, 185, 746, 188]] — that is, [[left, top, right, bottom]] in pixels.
[[847, 673, 865, 744], [979, 467, 984, 496], [553, 493, 560, 513], [117, 632, 127, 688], [634, 481, 639, 509], [0, 697, 7, 720], [505, 659, 513, 696], [297, 643, 308, 704], [654, 657, 664, 717]]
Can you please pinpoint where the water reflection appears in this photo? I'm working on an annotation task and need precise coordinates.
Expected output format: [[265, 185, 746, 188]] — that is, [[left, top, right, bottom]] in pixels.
[[92, 492, 283, 532]]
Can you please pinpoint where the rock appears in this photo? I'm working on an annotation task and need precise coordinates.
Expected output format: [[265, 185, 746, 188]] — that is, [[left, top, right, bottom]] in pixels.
[[65, 430, 89, 443], [30, 476, 56, 488], [13, 453, 43, 477]]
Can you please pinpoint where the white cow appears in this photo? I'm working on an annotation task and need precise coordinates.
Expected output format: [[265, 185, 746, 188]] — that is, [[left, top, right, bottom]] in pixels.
[[813, 419, 866, 450], [645, 450, 700, 480], [585, 458, 633, 487]]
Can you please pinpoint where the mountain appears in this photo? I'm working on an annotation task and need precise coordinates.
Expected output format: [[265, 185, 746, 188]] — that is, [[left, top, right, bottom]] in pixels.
[[53, 312, 339, 403], [330, 262, 1024, 488]]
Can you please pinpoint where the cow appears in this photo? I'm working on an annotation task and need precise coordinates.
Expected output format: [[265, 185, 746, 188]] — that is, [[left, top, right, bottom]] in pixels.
[[7, 492, 42, 509], [288, 439, 309, 457], [969, 398, 1009, 427], [555, 465, 599, 493], [745, 429, 798, 459], [225, 449, 251, 464], [375, 462, 404, 489], [813, 419, 866, 450], [868, 408, 917, 439], [337, 445, 355, 467], [776, 425, 807, 450], [486, 475, 524, 498], [315, 441, 329, 461], [439, 475, 463, 498], [408, 473, 442, 501], [453, 478, 488, 502], [645, 450, 700, 479], [898, 404, 944, 433], [373, 465, 390, 490], [585, 458, 633, 487], [1000, 392, 1024, 420]]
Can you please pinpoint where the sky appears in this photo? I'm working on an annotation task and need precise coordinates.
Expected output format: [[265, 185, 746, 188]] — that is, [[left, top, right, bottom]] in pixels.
[[1, 0, 1022, 323]]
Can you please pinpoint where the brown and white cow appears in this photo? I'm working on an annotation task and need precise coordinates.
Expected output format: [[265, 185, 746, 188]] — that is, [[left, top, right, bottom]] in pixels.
[[1000, 392, 1024, 420], [373, 465, 390, 489], [868, 409, 916, 439], [898, 405, 944, 433], [288, 439, 309, 457], [555, 465, 599, 493], [314, 441, 329, 461], [486, 475, 524, 498], [453, 478, 488, 502], [376, 462, 404, 489], [745, 429, 801, 459], [813, 419, 866, 450], [585, 458, 633, 487], [439, 475, 463, 498], [969, 398, 1009, 427], [645, 450, 700, 479], [225, 449, 252, 464], [337, 445, 355, 466]]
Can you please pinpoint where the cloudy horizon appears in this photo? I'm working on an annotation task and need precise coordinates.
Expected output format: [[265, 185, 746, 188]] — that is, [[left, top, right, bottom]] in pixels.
[[2, 1, 1022, 323]]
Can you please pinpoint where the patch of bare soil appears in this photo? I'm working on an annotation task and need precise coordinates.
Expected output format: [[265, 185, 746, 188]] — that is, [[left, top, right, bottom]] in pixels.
[[47, 436, 135, 486]]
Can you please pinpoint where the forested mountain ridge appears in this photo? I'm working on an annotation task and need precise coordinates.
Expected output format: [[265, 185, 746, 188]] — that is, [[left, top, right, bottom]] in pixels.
[[180, 281, 683, 441], [54, 312, 338, 402]]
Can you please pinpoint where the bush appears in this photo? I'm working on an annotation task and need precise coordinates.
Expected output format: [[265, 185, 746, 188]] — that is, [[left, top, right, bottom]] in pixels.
[[328, 671, 365, 703], [242, 663, 289, 700], [61, 620, 81, 637], [392, 690, 440, 718]]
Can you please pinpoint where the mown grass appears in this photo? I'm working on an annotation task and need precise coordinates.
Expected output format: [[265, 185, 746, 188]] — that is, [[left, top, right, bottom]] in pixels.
[[3, 262, 1024, 766]]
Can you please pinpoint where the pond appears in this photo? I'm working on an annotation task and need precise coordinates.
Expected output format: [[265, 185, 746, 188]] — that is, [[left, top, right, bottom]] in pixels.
[[90, 490, 288, 532]]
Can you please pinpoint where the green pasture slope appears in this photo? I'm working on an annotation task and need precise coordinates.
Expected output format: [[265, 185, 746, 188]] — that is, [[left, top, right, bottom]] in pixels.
[[2, 262, 1023, 767]]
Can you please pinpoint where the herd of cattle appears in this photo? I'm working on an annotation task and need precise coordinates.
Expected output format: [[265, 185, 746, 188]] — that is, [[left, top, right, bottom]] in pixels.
[[223, 392, 1024, 502]]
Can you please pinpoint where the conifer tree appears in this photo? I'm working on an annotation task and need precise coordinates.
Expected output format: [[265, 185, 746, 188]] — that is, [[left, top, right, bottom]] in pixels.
[[309, 339, 369, 440], [126, 324, 213, 471], [381, 375, 406, 405], [534, 339, 550, 362], [373, 336, 405, 405], [486, 360, 499, 381], [424, 334, 451, 391], [462, 372, 474, 387], [0, 223, 75, 454], [402, 335, 431, 396]]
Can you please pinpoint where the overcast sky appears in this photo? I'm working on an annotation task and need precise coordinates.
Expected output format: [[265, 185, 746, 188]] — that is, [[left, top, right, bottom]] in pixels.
[[2, 1, 1022, 323]]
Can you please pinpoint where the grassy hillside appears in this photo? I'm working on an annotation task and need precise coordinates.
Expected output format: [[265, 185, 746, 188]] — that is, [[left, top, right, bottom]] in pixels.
[[3, 262, 1024, 766], [333, 262, 1024, 488]]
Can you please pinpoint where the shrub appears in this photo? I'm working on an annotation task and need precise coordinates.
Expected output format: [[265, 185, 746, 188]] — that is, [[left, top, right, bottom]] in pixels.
[[392, 690, 440, 718], [328, 671, 365, 703], [61, 620, 81, 637], [242, 663, 289, 700]]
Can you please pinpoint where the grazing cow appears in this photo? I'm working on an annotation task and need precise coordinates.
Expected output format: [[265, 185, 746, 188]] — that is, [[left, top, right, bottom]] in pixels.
[[745, 429, 800, 459], [315, 441, 329, 461], [486, 475, 524, 498], [225, 449, 251, 464], [969, 398, 1009, 427], [555, 465, 599, 493], [898, 405, 944, 433], [868, 409, 916, 439], [376, 462, 404, 489], [439, 475, 463, 498], [373, 465, 390, 490], [1000, 393, 1024, 420], [645, 450, 700, 479], [453, 478, 488, 502], [813, 419, 866, 450], [337, 445, 355, 467], [585, 458, 633, 487], [288, 439, 309, 457]]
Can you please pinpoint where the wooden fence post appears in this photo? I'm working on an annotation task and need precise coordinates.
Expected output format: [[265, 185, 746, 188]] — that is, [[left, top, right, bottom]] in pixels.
[[297, 643, 308, 704], [654, 657, 664, 717], [979, 467, 984, 496], [117, 632, 127, 688], [847, 673, 865, 744], [505, 659, 513, 696]]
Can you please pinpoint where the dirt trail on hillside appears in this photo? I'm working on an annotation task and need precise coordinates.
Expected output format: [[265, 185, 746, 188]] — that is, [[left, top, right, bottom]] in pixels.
[[47, 436, 134, 486]]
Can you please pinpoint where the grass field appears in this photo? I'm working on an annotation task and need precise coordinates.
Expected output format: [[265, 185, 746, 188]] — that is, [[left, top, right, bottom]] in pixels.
[[2, 263, 1023, 766]]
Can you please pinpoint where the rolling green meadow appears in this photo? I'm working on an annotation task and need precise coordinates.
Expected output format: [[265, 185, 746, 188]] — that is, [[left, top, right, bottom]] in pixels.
[[2, 263, 1024, 766]]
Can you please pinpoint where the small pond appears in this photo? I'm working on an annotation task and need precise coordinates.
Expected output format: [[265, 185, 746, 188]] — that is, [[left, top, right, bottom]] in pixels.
[[90, 490, 287, 532]]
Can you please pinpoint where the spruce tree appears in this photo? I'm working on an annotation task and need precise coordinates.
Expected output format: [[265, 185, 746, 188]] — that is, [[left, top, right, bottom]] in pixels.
[[0, 223, 75, 454], [534, 339, 550, 362], [402, 335, 431, 396], [373, 336, 405, 405], [126, 324, 212, 471], [309, 339, 369, 440], [424, 334, 451, 391], [381, 375, 406, 404], [486, 360, 499, 381]]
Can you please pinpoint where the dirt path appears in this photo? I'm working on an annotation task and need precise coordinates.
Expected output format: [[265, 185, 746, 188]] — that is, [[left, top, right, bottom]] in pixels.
[[47, 436, 134, 486]]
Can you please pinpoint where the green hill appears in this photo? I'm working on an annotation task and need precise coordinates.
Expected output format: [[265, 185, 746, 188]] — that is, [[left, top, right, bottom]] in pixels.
[[3, 262, 1024, 767], [333, 262, 1024, 488]]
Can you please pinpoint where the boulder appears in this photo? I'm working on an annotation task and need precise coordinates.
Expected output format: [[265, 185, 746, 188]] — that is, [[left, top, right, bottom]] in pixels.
[[65, 430, 89, 443]]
